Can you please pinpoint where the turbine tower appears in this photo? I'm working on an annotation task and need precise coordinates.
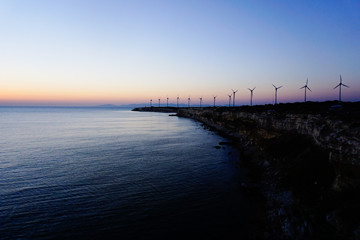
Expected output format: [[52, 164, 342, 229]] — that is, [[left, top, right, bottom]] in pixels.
[[300, 78, 311, 102], [166, 97, 169, 107], [188, 97, 191, 108], [231, 89, 238, 107], [227, 94, 232, 107], [334, 75, 349, 102], [272, 84, 283, 104], [248, 87, 256, 106], [213, 96, 217, 107], [150, 99, 152, 107], [158, 98, 160, 107], [199, 97, 203, 107], [177, 96, 180, 108]]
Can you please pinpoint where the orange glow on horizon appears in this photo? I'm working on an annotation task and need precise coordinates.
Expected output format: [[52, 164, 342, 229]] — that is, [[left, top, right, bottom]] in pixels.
[[0, 88, 152, 106], [1, 81, 359, 106]]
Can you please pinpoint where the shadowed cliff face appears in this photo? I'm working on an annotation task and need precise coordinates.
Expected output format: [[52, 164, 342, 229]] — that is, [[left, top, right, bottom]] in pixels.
[[176, 104, 360, 191], [174, 103, 360, 239], [134, 102, 360, 193], [133, 102, 360, 239]]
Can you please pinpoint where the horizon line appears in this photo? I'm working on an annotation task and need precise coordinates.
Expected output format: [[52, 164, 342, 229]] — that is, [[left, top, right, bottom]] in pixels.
[[1, 100, 359, 108]]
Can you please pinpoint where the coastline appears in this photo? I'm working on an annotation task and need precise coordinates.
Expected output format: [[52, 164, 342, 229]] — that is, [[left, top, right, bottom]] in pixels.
[[133, 101, 360, 239]]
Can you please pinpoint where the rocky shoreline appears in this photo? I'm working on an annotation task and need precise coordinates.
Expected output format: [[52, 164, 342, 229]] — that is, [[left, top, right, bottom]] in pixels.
[[132, 101, 360, 239]]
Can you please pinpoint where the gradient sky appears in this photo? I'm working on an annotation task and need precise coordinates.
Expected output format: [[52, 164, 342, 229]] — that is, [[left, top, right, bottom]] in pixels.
[[1, 0, 359, 106]]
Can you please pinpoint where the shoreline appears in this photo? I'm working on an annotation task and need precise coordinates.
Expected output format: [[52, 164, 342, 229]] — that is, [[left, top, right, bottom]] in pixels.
[[133, 101, 360, 239]]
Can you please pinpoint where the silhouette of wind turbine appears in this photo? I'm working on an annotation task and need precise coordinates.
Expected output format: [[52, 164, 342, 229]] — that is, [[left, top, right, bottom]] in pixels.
[[272, 84, 283, 104], [334, 75, 349, 102], [166, 97, 169, 107], [150, 99, 152, 107], [199, 97, 203, 107], [177, 96, 180, 108], [188, 97, 191, 108], [300, 78, 311, 102], [248, 87, 256, 106], [158, 98, 160, 107], [231, 89, 238, 107], [213, 96, 217, 107], [227, 94, 232, 107]]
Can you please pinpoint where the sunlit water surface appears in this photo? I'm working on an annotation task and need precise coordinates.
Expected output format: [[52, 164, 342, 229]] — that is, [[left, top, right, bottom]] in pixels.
[[0, 107, 253, 239]]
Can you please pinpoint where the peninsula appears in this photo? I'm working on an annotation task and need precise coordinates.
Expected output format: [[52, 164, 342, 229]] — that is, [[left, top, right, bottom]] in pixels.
[[133, 101, 360, 239]]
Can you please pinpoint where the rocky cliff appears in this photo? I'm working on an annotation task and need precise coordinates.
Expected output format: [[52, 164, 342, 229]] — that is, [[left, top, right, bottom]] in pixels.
[[177, 105, 360, 185], [133, 101, 360, 239], [177, 103, 359, 165]]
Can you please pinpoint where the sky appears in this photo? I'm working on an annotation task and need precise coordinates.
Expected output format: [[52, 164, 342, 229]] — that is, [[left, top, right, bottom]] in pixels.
[[1, 0, 359, 106]]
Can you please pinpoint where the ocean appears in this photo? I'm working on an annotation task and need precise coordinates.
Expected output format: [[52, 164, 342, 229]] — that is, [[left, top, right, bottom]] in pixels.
[[0, 107, 253, 239]]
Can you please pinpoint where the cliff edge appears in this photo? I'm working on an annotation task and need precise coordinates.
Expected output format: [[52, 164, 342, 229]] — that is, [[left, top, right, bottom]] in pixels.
[[133, 101, 360, 239]]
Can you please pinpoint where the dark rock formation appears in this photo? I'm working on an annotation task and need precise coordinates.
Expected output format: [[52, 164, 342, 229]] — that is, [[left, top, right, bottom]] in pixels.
[[133, 101, 360, 239]]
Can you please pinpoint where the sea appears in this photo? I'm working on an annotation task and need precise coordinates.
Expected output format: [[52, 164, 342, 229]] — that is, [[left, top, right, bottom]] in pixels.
[[0, 107, 255, 239]]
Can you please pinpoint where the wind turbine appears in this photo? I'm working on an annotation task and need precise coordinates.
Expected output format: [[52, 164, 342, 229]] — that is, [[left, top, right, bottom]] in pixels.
[[227, 94, 232, 107], [334, 75, 349, 102], [158, 98, 161, 107], [166, 97, 169, 107], [272, 84, 283, 104], [199, 97, 203, 107], [300, 78, 311, 102], [150, 99, 152, 107], [188, 97, 191, 107], [231, 89, 238, 106], [213, 96, 217, 107], [248, 87, 256, 106], [177, 96, 180, 108]]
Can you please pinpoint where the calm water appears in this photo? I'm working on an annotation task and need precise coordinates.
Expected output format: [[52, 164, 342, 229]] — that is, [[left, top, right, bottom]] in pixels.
[[0, 107, 252, 239]]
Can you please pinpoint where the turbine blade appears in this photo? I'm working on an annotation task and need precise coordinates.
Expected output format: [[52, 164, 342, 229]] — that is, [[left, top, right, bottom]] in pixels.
[[340, 75, 342, 83], [334, 84, 340, 89], [272, 84, 276, 88], [279, 86, 283, 89], [253, 87, 256, 90], [306, 78, 308, 85], [307, 86, 312, 91], [300, 86, 305, 89], [343, 84, 350, 88]]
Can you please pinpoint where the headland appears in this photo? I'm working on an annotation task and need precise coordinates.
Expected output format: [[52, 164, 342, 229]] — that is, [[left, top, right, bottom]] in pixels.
[[133, 101, 360, 239]]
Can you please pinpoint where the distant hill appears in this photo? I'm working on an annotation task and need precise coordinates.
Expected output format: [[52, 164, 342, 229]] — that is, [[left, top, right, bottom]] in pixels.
[[95, 104, 119, 108]]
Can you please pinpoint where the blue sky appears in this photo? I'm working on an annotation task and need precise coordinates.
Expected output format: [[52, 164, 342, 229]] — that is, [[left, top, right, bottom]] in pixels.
[[1, 0, 359, 106]]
